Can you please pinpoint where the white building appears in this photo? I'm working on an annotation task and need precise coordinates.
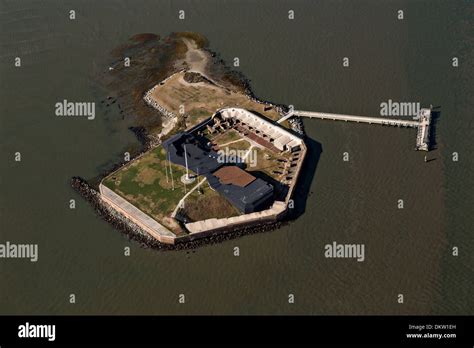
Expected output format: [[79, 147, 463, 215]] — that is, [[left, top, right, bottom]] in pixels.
[[216, 108, 303, 152]]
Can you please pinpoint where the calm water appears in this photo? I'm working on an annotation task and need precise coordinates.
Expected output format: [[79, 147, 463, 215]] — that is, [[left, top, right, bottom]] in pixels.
[[1, 0, 473, 315]]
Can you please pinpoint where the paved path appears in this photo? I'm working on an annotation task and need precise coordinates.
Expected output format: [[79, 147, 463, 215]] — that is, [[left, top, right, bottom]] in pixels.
[[218, 138, 245, 147], [171, 178, 207, 218]]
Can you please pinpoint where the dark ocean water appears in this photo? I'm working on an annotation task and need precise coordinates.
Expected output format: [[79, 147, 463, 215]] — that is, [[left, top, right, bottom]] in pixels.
[[0, 0, 472, 314]]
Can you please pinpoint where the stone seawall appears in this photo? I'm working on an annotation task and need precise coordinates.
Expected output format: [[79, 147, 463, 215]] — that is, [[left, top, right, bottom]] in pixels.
[[177, 219, 288, 244], [285, 141, 308, 204], [70, 177, 164, 248], [143, 70, 184, 120], [72, 177, 289, 250], [183, 201, 287, 236], [99, 184, 176, 245]]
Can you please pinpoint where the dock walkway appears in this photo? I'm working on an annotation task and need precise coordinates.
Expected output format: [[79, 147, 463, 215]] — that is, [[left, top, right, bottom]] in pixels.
[[278, 108, 432, 151]]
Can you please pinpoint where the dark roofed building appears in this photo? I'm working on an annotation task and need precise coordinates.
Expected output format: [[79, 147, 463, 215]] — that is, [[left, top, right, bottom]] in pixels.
[[162, 132, 222, 175], [210, 166, 273, 213], [163, 132, 274, 214]]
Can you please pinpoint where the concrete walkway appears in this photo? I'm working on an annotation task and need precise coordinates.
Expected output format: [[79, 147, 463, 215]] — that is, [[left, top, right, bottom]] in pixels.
[[171, 178, 208, 218], [218, 138, 245, 147]]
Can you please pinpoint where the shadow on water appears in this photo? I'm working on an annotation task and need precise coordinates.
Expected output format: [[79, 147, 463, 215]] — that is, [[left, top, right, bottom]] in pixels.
[[429, 109, 441, 150], [288, 136, 323, 220]]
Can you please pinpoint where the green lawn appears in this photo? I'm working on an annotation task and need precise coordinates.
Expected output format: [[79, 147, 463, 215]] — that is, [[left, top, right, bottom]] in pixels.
[[102, 146, 193, 231]]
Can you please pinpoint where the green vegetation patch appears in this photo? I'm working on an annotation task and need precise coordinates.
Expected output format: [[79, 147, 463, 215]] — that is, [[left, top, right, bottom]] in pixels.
[[103, 146, 191, 231]]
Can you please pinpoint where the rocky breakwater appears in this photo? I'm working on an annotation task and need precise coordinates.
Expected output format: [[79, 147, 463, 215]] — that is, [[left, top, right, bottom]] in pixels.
[[128, 126, 160, 150], [238, 82, 306, 137], [143, 88, 176, 120], [70, 176, 165, 249], [143, 87, 178, 139], [288, 117, 305, 135], [71, 177, 290, 251]]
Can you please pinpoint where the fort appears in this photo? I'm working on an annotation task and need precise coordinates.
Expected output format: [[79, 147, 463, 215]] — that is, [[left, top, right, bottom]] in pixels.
[[98, 100, 432, 245], [100, 106, 307, 245], [76, 32, 434, 248]]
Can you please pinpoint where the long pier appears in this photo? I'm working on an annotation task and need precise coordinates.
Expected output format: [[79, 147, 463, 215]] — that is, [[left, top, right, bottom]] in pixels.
[[278, 108, 432, 151]]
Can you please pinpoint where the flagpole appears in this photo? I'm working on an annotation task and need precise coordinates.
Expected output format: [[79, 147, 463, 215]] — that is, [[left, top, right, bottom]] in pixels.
[[169, 152, 174, 190], [165, 152, 169, 183], [184, 144, 189, 180]]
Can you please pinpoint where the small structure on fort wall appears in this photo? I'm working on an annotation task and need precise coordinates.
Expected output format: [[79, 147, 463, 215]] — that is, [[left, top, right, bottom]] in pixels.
[[216, 108, 303, 153]]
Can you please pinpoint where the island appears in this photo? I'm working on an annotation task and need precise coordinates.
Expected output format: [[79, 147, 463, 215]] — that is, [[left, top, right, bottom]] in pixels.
[[72, 32, 307, 248]]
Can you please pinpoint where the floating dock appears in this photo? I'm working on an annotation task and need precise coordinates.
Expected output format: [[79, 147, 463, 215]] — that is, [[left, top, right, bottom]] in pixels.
[[279, 108, 432, 151]]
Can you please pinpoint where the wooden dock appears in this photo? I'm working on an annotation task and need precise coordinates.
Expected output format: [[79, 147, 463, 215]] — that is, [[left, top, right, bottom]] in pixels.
[[278, 108, 432, 151]]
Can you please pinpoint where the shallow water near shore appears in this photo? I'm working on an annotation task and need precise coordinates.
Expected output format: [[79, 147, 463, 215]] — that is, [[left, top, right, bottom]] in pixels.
[[0, 0, 473, 314]]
